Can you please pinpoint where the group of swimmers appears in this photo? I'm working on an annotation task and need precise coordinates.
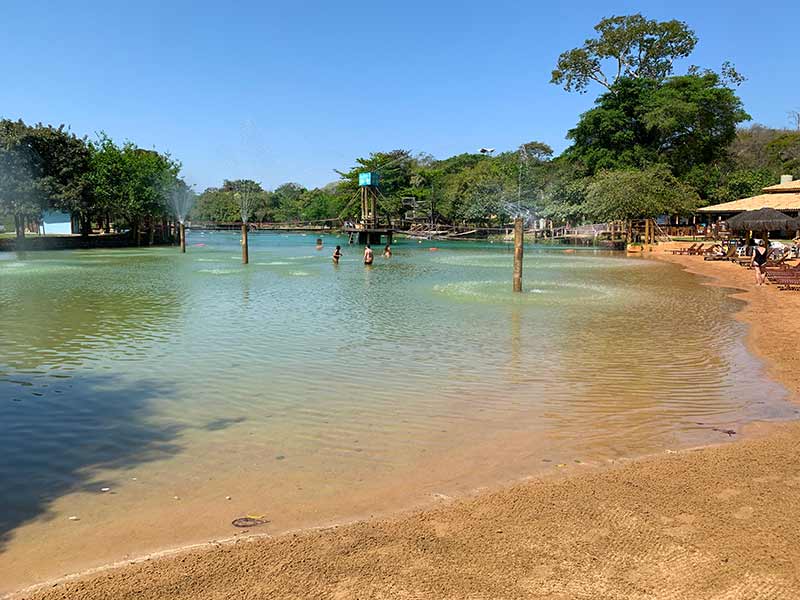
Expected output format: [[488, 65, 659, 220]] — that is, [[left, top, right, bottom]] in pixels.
[[331, 243, 391, 265]]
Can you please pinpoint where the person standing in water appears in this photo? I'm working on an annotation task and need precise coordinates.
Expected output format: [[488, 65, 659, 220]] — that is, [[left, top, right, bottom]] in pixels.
[[383, 244, 392, 258], [363, 244, 374, 265], [751, 240, 769, 286], [332, 245, 342, 265]]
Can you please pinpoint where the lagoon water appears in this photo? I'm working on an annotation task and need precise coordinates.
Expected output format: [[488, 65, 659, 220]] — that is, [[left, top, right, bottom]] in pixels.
[[0, 232, 795, 592]]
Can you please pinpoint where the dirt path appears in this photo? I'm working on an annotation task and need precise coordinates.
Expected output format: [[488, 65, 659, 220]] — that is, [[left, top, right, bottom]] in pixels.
[[18, 251, 800, 600]]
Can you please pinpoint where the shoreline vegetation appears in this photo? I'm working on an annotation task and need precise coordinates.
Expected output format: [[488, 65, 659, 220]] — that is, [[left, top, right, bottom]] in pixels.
[[10, 250, 800, 600], [3, 16, 799, 245]]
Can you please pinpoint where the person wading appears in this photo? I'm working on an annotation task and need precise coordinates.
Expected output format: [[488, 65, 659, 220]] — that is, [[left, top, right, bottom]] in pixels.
[[363, 244, 374, 266], [332, 245, 342, 265]]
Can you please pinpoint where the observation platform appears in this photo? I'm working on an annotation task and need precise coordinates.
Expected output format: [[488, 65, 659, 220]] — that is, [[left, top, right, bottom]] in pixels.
[[342, 227, 394, 245]]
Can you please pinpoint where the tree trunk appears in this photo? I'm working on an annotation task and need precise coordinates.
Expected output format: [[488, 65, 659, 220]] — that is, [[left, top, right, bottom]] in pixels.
[[81, 216, 91, 237], [180, 222, 186, 253], [14, 214, 25, 241]]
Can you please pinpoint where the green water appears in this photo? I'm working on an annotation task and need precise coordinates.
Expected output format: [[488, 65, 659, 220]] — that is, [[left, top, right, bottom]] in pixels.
[[0, 232, 795, 587]]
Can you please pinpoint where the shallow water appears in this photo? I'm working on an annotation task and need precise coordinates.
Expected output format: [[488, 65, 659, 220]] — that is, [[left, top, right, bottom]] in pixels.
[[0, 233, 795, 592]]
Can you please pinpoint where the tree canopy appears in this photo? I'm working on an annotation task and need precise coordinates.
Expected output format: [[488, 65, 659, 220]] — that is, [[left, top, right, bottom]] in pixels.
[[551, 14, 698, 93]]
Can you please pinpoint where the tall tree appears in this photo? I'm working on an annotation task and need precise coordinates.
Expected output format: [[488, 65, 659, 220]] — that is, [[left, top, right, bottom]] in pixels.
[[565, 74, 749, 182], [551, 14, 698, 94]]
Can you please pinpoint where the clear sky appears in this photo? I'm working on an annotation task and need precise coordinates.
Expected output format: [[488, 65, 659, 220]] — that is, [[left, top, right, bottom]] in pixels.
[[2, 0, 798, 191]]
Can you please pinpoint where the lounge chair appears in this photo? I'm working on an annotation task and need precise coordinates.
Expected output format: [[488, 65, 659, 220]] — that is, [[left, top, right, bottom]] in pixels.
[[705, 245, 737, 261], [688, 243, 706, 255], [764, 254, 789, 269], [670, 243, 697, 255]]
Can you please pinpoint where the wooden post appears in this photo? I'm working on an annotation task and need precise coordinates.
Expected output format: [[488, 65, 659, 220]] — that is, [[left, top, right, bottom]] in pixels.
[[241, 223, 249, 264], [180, 222, 186, 253], [513, 217, 523, 293]]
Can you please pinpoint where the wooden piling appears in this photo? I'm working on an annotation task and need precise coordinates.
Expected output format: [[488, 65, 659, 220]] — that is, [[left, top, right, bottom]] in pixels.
[[241, 224, 249, 264], [180, 222, 186, 253], [513, 217, 523, 293]]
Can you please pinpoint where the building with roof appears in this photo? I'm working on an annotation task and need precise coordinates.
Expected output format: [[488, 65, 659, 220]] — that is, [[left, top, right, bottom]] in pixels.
[[698, 176, 800, 218]]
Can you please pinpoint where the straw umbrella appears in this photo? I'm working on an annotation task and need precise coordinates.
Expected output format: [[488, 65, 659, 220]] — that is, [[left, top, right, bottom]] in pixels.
[[725, 208, 800, 250]]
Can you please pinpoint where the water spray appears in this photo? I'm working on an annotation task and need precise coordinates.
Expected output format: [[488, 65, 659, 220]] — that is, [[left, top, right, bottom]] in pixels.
[[168, 181, 196, 253]]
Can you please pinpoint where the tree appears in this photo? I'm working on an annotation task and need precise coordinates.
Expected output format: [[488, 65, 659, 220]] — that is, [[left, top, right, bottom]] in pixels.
[[642, 74, 750, 176], [765, 132, 800, 177], [0, 120, 47, 240], [583, 165, 700, 222], [336, 150, 417, 221], [30, 124, 92, 234], [565, 74, 749, 181], [192, 187, 240, 222], [712, 168, 776, 203], [88, 134, 180, 241], [551, 14, 697, 93]]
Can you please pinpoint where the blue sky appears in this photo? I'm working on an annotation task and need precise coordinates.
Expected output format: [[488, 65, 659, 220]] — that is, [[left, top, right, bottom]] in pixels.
[[2, 0, 798, 191]]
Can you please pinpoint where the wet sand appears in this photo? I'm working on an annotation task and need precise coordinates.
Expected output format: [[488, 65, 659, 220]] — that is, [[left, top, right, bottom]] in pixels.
[[14, 249, 800, 600]]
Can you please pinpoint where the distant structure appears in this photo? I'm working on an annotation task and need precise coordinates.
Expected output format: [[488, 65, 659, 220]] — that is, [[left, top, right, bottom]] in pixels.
[[344, 171, 394, 245]]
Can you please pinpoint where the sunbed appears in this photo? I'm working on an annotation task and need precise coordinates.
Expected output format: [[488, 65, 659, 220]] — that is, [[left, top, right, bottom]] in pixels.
[[704, 245, 737, 261], [670, 243, 697, 255]]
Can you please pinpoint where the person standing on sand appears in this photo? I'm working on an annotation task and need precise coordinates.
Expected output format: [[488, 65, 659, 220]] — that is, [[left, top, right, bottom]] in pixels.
[[363, 244, 374, 265], [751, 240, 769, 286], [332, 245, 342, 265]]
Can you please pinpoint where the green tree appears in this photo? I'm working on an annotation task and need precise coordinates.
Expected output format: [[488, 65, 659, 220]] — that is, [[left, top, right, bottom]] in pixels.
[[712, 168, 776, 203], [30, 124, 93, 234], [88, 134, 180, 240], [584, 165, 700, 221], [192, 187, 240, 222], [565, 74, 749, 181], [0, 120, 47, 240], [336, 150, 416, 220], [551, 14, 698, 93], [765, 132, 800, 177]]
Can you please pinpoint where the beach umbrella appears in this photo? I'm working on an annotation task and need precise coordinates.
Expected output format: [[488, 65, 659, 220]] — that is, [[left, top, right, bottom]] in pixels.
[[725, 208, 800, 233]]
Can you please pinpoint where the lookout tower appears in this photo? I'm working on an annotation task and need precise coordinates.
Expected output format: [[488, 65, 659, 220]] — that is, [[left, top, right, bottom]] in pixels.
[[359, 172, 380, 227], [344, 171, 393, 245]]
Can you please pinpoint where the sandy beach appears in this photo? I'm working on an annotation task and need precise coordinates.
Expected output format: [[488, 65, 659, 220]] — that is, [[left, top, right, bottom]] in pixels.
[[14, 250, 800, 600]]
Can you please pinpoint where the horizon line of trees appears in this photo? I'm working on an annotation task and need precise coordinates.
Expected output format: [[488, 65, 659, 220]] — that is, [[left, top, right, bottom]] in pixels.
[[190, 14, 799, 228], [0, 120, 189, 242], [4, 13, 800, 238]]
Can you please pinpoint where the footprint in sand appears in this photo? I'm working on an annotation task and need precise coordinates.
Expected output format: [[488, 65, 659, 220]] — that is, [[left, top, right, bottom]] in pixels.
[[715, 488, 742, 501], [733, 506, 755, 520]]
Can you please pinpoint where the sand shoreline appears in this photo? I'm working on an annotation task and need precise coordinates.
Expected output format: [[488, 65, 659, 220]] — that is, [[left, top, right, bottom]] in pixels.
[[13, 250, 800, 600]]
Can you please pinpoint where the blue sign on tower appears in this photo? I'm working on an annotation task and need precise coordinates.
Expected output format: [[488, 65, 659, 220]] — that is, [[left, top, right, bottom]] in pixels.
[[358, 172, 379, 187]]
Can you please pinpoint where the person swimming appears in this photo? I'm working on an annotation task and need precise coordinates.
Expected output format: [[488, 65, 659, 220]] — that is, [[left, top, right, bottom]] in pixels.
[[383, 244, 392, 258], [332, 245, 342, 264], [363, 244, 374, 265]]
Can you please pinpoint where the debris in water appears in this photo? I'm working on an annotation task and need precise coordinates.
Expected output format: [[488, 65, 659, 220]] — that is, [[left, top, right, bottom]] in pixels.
[[712, 428, 737, 436], [232, 516, 268, 528]]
